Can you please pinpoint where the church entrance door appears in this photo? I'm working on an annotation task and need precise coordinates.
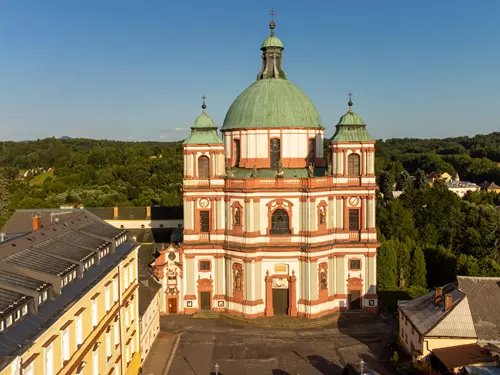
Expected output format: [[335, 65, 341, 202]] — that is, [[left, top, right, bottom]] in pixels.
[[200, 292, 211, 310], [349, 290, 361, 310], [168, 297, 177, 314], [272, 288, 289, 315]]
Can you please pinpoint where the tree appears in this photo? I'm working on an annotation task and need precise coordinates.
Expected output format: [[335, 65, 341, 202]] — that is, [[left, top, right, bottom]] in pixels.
[[378, 170, 395, 201], [377, 199, 417, 241], [410, 245, 427, 288], [414, 169, 428, 189], [397, 238, 412, 288], [377, 239, 398, 290], [395, 170, 412, 191]]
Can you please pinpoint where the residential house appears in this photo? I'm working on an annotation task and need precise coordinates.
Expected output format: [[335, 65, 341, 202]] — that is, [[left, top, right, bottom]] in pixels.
[[0, 210, 141, 375], [479, 182, 500, 194]]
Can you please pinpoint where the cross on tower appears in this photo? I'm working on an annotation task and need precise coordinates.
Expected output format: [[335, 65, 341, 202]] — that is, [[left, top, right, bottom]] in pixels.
[[269, 8, 276, 22], [348, 92, 353, 108], [201, 94, 207, 110]]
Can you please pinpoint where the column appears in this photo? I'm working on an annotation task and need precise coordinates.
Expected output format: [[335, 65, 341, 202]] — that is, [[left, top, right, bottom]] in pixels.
[[361, 197, 367, 230], [185, 257, 195, 296], [265, 271, 273, 317], [288, 271, 297, 317], [327, 196, 334, 230], [253, 198, 260, 235], [343, 197, 349, 231], [335, 255, 345, 296], [309, 198, 316, 233], [309, 261, 318, 301]]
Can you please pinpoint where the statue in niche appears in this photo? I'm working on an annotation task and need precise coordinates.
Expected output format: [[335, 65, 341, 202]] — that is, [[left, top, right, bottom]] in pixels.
[[276, 159, 284, 178], [326, 163, 333, 176], [235, 269, 242, 291], [320, 269, 327, 290], [225, 164, 233, 178], [319, 206, 326, 224], [234, 207, 241, 226], [307, 164, 314, 178], [251, 164, 258, 178]]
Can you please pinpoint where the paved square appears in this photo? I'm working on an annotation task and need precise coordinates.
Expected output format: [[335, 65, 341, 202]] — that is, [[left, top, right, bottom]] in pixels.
[[162, 314, 398, 375]]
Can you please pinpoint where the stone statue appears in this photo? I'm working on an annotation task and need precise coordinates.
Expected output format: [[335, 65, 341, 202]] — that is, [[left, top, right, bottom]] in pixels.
[[326, 163, 333, 176], [307, 164, 314, 178], [319, 207, 326, 224], [251, 164, 258, 178], [276, 159, 284, 178], [234, 208, 241, 225], [235, 270, 241, 291], [320, 270, 327, 290], [225, 164, 233, 178]]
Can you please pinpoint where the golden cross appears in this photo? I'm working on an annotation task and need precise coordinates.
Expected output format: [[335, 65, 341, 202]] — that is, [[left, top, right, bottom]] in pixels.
[[269, 8, 276, 22]]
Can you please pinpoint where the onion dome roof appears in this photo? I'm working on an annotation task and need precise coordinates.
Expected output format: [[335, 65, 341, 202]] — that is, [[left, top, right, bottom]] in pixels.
[[183, 99, 223, 145], [330, 100, 374, 143]]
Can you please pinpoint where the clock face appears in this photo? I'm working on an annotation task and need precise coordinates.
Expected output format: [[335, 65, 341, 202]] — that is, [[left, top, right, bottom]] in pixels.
[[349, 197, 359, 206], [199, 198, 209, 208]]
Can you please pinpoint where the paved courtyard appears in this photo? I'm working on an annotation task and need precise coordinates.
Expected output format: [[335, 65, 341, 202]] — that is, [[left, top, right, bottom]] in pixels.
[[162, 313, 398, 375]]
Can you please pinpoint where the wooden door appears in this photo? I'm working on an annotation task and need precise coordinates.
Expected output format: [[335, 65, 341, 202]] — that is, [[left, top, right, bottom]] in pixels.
[[272, 288, 289, 315], [168, 298, 177, 314], [200, 292, 211, 310], [349, 290, 361, 310]]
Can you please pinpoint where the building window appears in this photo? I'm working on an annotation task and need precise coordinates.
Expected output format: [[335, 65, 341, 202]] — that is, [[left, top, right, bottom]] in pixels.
[[92, 348, 99, 375], [114, 320, 119, 348], [114, 363, 120, 375], [349, 259, 361, 270], [113, 278, 119, 302], [44, 343, 54, 375], [198, 155, 210, 178], [6, 315, 12, 327], [199, 261, 211, 271], [105, 286, 111, 312], [125, 304, 130, 328], [270, 209, 291, 235], [76, 314, 83, 346], [106, 330, 112, 360], [62, 328, 70, 362], [92, 299, 98, 327], [270, 138, 281, 168], [348, 153, 361, 176], [348, 209, 359, 231], [199, 211, 210, 232], [234, 139, 241, 167], [124, 268, 129, 289]]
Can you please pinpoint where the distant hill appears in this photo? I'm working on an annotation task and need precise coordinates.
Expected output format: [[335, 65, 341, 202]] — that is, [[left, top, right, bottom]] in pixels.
[[60, 136, 71, 139]]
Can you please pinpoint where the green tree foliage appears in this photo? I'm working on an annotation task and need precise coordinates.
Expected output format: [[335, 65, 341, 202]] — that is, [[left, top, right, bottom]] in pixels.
[[377, 199, 417, 241], [377, 239, 398, 290], [414, 169, 428, 189], [395, 170, 412, 191], [410, 245, 427, 288], [378, 170, 395, 201], [397, 238, 411, 288]]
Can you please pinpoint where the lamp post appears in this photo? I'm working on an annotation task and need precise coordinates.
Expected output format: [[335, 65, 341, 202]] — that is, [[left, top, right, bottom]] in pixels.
[[214, 362, 220, 375]]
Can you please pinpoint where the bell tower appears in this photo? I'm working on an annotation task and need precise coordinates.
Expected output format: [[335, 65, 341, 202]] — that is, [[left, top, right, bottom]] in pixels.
[[182, 97, 225, 243]]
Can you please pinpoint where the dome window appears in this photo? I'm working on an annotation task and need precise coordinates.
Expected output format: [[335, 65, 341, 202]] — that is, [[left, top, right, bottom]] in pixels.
[[270, 139, 281, 169]]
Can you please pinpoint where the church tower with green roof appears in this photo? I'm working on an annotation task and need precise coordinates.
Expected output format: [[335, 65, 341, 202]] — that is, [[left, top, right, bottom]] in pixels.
[[164, 15, 379, 319]]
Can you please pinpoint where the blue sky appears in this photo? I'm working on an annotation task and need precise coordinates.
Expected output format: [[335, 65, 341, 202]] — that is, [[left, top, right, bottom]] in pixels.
[[0, 0, 499, 142]]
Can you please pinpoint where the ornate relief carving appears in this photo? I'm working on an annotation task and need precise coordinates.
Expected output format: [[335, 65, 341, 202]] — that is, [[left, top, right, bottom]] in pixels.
[[197, 276, 213, 289], [347, 274, 363, 289], [272, 278, 289, 289]]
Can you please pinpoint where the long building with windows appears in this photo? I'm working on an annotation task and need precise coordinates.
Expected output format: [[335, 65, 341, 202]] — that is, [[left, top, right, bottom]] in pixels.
[[152, 19, 379, 318], [0, 210, 140, 375]]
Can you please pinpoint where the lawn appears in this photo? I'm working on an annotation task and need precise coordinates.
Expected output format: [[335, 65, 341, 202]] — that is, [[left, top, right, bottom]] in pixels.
[[30, 170, 54, 185]]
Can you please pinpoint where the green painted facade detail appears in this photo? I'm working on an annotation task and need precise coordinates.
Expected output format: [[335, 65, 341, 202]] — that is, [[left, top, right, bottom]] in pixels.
[[222, 79, 324, 130], [330, 109, 374, 143], [184, 111, 223, 145]]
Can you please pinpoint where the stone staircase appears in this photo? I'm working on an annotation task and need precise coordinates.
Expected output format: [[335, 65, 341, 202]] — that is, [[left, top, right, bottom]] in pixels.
[[191, 310, 220, 319], [218, 312, 340, 329]]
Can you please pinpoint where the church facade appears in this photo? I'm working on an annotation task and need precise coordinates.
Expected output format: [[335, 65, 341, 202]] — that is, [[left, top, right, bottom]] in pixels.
[[153, 20, 379, 318]]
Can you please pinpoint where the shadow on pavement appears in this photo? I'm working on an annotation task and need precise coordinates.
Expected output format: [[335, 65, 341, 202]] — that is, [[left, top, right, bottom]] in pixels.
[[271, 370, 291, 375], [307, 354, 343, 374]]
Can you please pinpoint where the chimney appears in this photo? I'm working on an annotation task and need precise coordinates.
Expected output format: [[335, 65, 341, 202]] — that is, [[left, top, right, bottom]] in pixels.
[[32, 216, 41, 231], [444, 294, 453, 311], [146, 206, 151, 219], [113, 207, 119, 219], [434, 287, 443, 303]]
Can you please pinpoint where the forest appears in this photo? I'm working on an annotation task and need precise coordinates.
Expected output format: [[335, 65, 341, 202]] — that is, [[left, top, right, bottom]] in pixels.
[[0, 133, 499, 297]]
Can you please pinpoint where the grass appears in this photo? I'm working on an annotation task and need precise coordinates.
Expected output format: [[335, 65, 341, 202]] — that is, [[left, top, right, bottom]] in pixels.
[[29, 170, 54, 185]]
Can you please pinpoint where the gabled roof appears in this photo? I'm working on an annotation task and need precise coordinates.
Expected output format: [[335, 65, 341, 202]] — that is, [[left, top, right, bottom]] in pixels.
[[457, 276, 500, 343], [432, 344, 496, 370], [479, 181, 500, 190], [398, 283, 475, 337]]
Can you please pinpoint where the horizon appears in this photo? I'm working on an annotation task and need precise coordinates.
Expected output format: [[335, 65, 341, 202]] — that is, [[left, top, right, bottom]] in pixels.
[[1, 0, 499, 142]]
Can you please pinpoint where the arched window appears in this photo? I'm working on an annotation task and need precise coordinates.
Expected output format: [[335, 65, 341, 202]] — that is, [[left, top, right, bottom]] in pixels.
[[270, 139, 281, 168], [198, 155, 210, 178], [270, 209, 291, 235], [348, 153, 361, 176]]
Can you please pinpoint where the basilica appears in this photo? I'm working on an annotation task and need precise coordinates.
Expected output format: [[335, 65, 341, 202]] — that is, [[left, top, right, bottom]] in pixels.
[[153, 19, 378, 318]]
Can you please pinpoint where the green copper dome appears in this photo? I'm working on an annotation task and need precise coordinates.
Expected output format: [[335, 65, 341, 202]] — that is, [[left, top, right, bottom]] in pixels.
[[222, 79, 323, 130], [184, 103, 223, 145], [261, 35, 284, 49], [330, 106, 374, 143]]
